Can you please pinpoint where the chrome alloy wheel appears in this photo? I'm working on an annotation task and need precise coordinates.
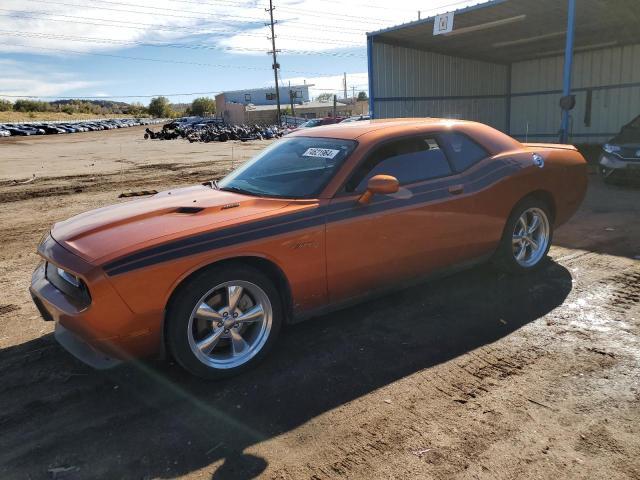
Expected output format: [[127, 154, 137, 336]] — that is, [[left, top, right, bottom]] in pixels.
[[187, 280, 273, 369], [512, 207, 550, 267]]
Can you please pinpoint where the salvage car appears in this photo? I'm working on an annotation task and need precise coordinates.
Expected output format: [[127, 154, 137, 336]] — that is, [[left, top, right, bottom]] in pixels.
[[599, 114, 640, 181], [30, 119, 587, 378], [3, 124, 41, 136]]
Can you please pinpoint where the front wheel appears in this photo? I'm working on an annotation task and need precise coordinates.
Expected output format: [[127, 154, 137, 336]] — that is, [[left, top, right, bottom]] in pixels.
[[166, 265, 282, 379], [494, 198, 552, 274]]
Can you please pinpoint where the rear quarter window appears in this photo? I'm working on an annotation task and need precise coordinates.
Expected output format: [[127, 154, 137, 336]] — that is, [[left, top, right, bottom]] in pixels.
[[438, 132, 489, 172]]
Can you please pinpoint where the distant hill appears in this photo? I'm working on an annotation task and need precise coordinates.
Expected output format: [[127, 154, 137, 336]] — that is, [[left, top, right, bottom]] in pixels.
[[50, 99, 132, 110]]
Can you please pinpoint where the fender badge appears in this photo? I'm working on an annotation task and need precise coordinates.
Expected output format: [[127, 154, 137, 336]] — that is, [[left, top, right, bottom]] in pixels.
[[221, 203, 240, 210], [532, 153, 544, 168]]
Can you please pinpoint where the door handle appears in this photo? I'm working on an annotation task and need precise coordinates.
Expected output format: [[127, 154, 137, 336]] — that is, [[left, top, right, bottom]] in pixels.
[[448, 184, 464, 195]]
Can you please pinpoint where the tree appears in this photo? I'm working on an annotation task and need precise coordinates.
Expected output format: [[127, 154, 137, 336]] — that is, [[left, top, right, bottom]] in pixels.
[[357, 91, 368, 101], [127, 102, 148, 116], [148, 96, 172, 118], [190, 97, 216, 117], [13, 99, 51, 112], [0, 99, 12, 111], [316, 92, 334, 102]]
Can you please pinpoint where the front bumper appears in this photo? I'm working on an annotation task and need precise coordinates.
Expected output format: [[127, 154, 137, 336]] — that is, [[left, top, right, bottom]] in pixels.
[[30, 235, 162, 368], [599, 154, 640, 179], [54, 321, 122, 369], [30, 261, 121, 369]]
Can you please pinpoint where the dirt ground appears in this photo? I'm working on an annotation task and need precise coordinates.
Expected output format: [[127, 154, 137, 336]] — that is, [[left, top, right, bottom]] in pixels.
[[0, 126, 639, 480]]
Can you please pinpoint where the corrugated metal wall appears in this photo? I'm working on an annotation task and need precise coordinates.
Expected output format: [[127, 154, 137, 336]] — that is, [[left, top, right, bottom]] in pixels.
[[371, 42, 509, 130], [510, 44, 640, 144]]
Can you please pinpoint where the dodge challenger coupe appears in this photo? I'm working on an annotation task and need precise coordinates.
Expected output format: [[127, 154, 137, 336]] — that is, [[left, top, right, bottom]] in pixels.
[[30, 119, 587, 378]]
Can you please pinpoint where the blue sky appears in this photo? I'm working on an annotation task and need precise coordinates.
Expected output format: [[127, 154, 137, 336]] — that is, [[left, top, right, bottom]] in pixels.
[[0, 0, 476, 104]]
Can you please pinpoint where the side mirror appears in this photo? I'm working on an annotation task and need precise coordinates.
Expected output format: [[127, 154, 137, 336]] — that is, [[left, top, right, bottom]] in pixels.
[[358, 174, 399, 205]]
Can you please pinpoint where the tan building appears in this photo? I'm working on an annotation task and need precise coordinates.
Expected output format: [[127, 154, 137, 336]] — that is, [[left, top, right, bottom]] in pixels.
[[217, 97, 359, 125]]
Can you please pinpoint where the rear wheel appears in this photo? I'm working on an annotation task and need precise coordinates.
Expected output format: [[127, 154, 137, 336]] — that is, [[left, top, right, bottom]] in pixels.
[[166, 265, 282, 379], [494, 198, 552, 274]]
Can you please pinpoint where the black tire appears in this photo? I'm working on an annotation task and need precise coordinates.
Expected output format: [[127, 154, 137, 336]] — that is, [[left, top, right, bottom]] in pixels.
[[166, 264, 283, 379], [493, 197, 553, 274]]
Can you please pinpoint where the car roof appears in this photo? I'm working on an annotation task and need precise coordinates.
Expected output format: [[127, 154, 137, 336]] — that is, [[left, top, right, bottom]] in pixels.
[[288, 117, 521, 154], [289, 118, 476, 139]]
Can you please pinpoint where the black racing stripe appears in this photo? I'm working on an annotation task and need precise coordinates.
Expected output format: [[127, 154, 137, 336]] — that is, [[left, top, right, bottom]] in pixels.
[[106, 213, 326, 276], [104, 160, 520, 276], [105, 160, 511, 274], [103, 206, 323, 273], [326, 161, 518, 224]]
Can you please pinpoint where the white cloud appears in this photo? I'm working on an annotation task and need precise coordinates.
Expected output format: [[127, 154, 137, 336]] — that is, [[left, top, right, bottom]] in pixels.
[[218, 0, 481, 54], [0, 59, 99, 97], [0, 0, 480, 99], [0, 0, 479, 56]]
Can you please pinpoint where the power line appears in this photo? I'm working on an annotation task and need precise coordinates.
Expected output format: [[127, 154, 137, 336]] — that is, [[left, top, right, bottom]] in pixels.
[[14, 1, 374, 35], [22, 0, 385, 29], [0, 27, 364, 50], [0, 10, 365, 46], [95, 0, 394, 26], [0, 9, 233, 34], [2, 9, 369, 38], [23, 0, 268, 23], [0, 31, 366, 57], [0, 42, 360, 74], [172, 0, 415, 13]]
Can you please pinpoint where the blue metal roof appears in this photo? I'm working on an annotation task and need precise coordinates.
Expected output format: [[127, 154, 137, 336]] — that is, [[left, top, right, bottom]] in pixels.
[[367, 0, 505, 37]]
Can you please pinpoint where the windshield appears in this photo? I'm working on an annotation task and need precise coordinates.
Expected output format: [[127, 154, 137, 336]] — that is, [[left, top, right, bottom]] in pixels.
[[300, 119, 323, 128], [219, 136, 357, 198]]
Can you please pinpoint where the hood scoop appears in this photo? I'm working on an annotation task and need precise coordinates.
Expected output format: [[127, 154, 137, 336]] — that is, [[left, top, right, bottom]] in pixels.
[[174, 206, 205, 214]]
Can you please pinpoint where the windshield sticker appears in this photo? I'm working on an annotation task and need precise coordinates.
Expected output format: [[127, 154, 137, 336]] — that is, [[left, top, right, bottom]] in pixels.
[[302, 147, 341, 159]]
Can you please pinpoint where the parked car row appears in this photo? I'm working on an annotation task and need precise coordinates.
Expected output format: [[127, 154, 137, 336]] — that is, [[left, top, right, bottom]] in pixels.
[[284, 115, 370, 134], [0, 118, 163, 138]]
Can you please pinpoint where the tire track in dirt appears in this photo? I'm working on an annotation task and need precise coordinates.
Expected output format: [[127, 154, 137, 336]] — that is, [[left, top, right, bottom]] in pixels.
[[0, 163, 230, 203], [266, 255, 640, 480]]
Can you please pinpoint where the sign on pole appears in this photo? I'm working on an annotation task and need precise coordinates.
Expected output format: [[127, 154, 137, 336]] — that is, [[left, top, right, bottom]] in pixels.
[[433, 12, 454, 35]]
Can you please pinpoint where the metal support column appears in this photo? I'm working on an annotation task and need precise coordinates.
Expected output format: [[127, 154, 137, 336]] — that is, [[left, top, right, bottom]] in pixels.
[[560, 0, 576, 143], [367, 35, 375, 119], [505, 63, 512, 135]]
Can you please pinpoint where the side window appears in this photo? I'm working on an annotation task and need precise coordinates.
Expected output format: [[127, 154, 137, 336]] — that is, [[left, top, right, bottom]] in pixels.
[[346, 137, 453, 192], [438, 132, 488, 172]]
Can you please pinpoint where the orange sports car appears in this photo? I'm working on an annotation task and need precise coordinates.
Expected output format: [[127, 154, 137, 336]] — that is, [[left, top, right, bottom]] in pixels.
[[30, 119, 587, 378]]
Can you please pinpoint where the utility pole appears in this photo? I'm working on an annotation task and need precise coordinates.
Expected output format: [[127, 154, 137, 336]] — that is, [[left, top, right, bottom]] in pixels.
[[266, 0, 282, 126], [343, 72, 347, 102], [289, 81, 295, 117], [333, 94, 337, 118]]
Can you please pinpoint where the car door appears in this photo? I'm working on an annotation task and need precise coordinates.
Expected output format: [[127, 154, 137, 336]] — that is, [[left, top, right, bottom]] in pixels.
[[436, 131, 506, 257], [324, 134, 472, 305]]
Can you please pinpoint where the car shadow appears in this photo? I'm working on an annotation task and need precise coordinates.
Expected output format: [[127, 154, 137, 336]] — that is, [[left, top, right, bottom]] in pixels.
[[0, 260, 572, 480]]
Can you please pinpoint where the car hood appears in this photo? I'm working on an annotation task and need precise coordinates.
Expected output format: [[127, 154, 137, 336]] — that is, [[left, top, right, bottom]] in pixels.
[[50, 185, 292, 264]]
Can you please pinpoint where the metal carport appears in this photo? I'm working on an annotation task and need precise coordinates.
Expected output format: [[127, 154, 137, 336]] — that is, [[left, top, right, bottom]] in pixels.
[[367, 0, 640, 144]]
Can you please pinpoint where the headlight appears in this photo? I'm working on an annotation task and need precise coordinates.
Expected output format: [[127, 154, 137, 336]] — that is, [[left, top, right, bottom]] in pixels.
[[600, 154, 625, 168], [603, 143, 621, 154], [57, 267, 81, 287]]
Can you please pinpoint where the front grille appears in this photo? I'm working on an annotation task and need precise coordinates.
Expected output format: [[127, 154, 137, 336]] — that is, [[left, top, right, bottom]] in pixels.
[[617, 147, 640, 160]]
